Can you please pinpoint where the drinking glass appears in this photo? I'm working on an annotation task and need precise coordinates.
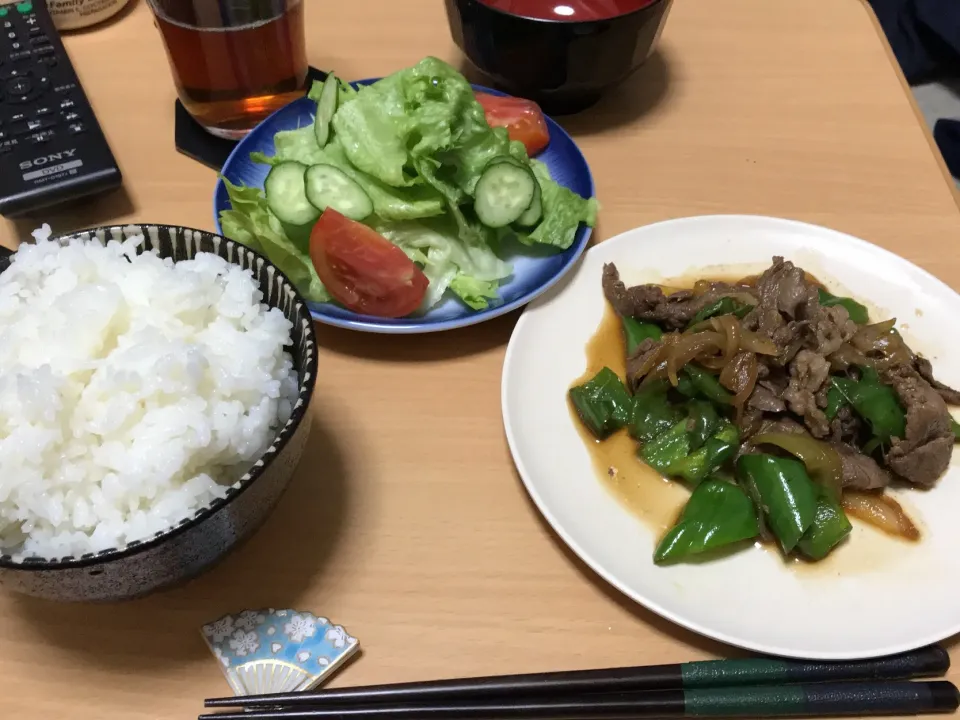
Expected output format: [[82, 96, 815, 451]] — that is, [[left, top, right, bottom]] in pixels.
[[147, 0, 308, 140]]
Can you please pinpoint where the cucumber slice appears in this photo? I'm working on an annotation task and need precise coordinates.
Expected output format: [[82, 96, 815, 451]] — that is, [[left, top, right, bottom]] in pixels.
[[484, 155, 526, 170], [304, 164, 374, 221], [313, 74, 339, 148], [514, 177, 542, 228], [264, 162, 320, 226], [473, 160, 537, 228]]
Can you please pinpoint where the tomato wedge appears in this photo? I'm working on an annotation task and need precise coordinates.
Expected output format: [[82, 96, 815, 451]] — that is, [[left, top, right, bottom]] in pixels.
[[309, 209, 429, 318], [475, 92, 550, 156]]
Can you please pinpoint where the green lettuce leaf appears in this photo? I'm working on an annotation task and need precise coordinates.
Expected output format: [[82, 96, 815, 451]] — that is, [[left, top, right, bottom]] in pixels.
[[331, 73, 414, 187], [271, 124, 325, 165], [373, 215, 511, 311], [449, 275, 501, 311], [525, 160, 599, 250], [218, 177, 330, 303]]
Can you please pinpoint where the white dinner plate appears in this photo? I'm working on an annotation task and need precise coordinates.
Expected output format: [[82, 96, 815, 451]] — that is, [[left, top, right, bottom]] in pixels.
[[502, 215, 960, 659]]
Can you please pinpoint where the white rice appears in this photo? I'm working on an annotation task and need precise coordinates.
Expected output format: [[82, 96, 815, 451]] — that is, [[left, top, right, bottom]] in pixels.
[[0, 226, 299, 560]]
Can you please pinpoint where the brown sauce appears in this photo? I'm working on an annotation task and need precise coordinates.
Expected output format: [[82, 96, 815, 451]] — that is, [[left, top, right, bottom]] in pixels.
[[569, 304, 688, 533], [569, 275, 915, 574]]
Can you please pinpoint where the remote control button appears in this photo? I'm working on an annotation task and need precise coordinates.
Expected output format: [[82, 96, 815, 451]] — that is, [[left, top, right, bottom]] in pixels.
[[6, 76, 30, 96], [11, 118, 52, 136], [30, 131, 52, 144], [0, 8, 8, 17], [10, 50, 31, 62], [59, 98, 75, 109], [54, 83, 76, 94], [62, 111, 78, 122], [35, 105, 51, 116], [68, 123, 85, 135], [28, 25, 41, 35], [34, 45, 52, 57], [30, 35, 48, 45], [42, 57, 56, 67], [3, 20, 12, 28], [16, 2, 33, 13], [9, 112, 25, 123]]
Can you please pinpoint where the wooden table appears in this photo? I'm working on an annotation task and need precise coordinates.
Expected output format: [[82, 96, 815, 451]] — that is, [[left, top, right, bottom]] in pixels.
[[3, 0, 960, 717]]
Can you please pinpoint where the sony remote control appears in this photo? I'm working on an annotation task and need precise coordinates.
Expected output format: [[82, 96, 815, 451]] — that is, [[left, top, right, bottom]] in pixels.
[[0, 0, 122, 217]]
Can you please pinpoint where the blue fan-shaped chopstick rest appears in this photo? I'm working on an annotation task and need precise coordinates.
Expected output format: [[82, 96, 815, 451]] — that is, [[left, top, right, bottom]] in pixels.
[[201, 609, 360, 696]]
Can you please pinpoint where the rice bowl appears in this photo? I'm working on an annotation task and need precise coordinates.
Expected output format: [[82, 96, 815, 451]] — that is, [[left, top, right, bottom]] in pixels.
[[0, 224, 318, 602]]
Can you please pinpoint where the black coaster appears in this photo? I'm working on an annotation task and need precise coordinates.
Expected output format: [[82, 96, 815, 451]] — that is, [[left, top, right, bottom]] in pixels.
[[174, 66, 329, 171]]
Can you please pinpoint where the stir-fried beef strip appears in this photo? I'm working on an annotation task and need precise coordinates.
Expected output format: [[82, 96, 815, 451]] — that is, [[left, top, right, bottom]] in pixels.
[[602, 263, 753, 331], [882, 365, 955, 487], [782, 349, 831, 438], [832, 442, 893, 490], [914, 356, 960, 405], [606, 255, 958, 491], [747, 384, 786, 413], [602, 263, 695, 329], [830, 405, 861, 445], [625, 338, 661, 391]]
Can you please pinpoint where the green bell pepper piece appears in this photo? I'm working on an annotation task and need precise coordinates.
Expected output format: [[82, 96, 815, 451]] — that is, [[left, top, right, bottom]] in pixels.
[[688, 400, 721, 451], [817, 288, 870, 324], [667, 422, 740, 486], [629, 380, 684, 443], [736, 453, 818, 554], [569, 367, 632, 440], [830, 367, 906, 446], [951, 419, 960, 442], [641, 419, 692, 473], [622, 317, 663, 356], [675, 372, 700, 399], [690, 297, 754, 326], [683, 365, 733, 405], [825, 383, 847, 421], [796, 490, 853, 560], [654, 480, 760, 564]]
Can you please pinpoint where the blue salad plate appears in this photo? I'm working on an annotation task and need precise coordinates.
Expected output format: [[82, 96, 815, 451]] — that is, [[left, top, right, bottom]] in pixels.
[[214, 78, 595, 334]]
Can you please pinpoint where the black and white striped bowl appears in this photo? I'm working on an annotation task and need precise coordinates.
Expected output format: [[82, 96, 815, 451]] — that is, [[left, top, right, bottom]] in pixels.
[[0, 224, 318, 602]]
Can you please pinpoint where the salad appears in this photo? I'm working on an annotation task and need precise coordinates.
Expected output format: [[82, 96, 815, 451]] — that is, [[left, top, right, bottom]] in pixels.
[[219, 57, 598, 319]]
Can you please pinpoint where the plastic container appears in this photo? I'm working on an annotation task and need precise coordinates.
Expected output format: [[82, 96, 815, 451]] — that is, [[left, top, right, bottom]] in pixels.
[[48, 0, 129, 30]]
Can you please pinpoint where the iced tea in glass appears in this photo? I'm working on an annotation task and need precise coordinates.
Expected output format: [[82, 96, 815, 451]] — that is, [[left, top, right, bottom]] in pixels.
[[147, 0, 308, 139]]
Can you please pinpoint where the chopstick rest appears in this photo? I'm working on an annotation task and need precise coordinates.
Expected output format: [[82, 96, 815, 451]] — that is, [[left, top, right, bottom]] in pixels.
[[200, 609, 360, 696], [205, 645, 950, 709]]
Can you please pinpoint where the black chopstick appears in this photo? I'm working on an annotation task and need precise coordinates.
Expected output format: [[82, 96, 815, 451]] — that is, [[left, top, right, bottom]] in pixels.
[[199, 680, 959, 719], [204, 645, 950, 709]]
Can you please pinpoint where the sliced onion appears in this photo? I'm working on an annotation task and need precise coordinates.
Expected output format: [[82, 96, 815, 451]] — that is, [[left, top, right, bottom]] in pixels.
[[850, 319, 896, 353], [698, 355, 729, 370], [690, 282, 757, 306], [629, 334, 677, 383], [850, 319, 914, 370], [841, 492, 920, 541], [828, 342, 870, 372], [720, 352, 759, 409], [666, 331, 723, 386], [710, 315, 741, 362], [740, 329, 779, 356], [751, 431, 844, 500]]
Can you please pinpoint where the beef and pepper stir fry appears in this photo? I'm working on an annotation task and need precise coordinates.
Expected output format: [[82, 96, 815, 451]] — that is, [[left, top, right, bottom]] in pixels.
[[569, 257, 960, 565]]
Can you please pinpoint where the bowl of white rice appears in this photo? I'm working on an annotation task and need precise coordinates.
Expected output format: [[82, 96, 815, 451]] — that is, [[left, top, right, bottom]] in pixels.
[[0, 223, 318, 602]]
